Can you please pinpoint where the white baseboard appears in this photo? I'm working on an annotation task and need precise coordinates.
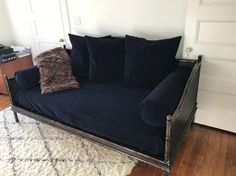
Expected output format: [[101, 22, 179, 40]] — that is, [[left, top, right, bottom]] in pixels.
[[195, 108, 236, 133]]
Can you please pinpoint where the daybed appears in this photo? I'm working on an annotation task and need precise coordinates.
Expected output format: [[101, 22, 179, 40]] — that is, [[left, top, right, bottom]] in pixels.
[[4, 35, 202, 175]]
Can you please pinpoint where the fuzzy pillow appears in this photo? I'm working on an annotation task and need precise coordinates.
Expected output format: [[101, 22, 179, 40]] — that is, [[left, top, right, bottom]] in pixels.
[[34, 47, 79, 94]]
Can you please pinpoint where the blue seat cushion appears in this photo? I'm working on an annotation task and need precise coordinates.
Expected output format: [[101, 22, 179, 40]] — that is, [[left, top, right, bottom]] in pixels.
[[17, 81, 166, 157]]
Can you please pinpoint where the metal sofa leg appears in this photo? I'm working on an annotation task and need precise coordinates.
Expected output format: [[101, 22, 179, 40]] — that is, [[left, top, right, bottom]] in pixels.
[[191, 113, 196, 126], [13, 111, 19, 123], [162, 170, 169, 176]]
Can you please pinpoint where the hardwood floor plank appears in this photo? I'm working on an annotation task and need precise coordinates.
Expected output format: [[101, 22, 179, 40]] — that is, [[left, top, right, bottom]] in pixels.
[[203, 131, 227, 176], [0, 94, 10, 110], [185, 126, 209, 176], [225, 133, 236, 176], [171, 128, 199, 176], [129, 162, 162, 176], [130, 125, 236, 176]]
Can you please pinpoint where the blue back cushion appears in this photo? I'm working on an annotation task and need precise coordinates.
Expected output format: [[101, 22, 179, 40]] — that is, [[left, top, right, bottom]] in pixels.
[[124, 35, 181, 88], [68, 34, 111, 79], [69, 34, 89, 78], [86, 36, 125, 83], [15, 66, 40, 90]]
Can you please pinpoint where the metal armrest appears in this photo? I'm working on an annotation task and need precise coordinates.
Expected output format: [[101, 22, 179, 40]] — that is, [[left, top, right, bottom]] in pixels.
[[4, 75, 20, 106], [164, 55, 202, 165]]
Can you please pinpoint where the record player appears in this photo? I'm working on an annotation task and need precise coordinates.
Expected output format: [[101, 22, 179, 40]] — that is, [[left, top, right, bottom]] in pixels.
[[0, 44, 16, 63]]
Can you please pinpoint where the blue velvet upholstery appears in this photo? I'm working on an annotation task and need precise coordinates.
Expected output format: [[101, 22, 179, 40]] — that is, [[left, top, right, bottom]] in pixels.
[[124, 35, 181, 89], [69, 34, 89, 78], [15, 66, 40, 90], [15, 56, 192, 156], [68, 34, 111, 79], [139, 66, 192, 127], [17, 80, 166, 156], [86, 36, 125, 83]]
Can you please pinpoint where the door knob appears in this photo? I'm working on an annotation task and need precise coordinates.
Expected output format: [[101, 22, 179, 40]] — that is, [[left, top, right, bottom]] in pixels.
[[186, 47, 193, 53], [59, 38, 65, 43]]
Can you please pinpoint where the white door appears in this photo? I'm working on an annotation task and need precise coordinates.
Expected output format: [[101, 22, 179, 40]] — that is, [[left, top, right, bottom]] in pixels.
[[27, 0, 70, 55], [184, 0, 236, 133]]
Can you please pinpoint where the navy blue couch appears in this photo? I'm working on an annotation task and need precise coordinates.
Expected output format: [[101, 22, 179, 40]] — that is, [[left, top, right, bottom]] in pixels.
[[6, 35, 201, 175], [14, 64, 192, 157]]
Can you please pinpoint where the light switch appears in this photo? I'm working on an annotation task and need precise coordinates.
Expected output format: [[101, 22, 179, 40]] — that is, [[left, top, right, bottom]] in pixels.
[[74, 16, 81, 25]]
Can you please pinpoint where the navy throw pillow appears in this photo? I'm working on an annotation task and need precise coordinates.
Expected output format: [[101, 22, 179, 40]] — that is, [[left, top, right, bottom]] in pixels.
[[124, 35, 181, 89], [68, 34, 111, 79], [86, 36, 125, 83], [15, 66, 40, 90]]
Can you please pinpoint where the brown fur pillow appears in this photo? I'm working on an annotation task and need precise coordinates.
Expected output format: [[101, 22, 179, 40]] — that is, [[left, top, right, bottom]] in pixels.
[[34, 47, 79, 94]]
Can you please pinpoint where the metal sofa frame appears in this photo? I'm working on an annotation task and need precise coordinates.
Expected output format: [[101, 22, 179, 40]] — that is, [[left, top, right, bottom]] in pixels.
[[4, 56, 202, 176]]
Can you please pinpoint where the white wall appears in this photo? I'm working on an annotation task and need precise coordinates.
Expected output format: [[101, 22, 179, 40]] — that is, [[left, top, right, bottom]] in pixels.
[[0, 0, 13, 45], [4, 0, 187, 57], [4, 0, 36, 53], [67, 0, 187, 57]]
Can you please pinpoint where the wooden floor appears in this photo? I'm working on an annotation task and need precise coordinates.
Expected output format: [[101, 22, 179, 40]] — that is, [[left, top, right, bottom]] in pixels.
[[130, 125, 236, 176], [0, 94, 9, 111], [0, 94, 235, 176]]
